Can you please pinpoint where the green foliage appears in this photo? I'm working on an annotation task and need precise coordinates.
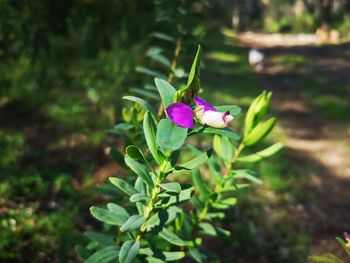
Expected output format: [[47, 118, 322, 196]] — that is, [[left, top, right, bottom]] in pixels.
[[156, 119, 188, 153], [79, 43, 281, 262]]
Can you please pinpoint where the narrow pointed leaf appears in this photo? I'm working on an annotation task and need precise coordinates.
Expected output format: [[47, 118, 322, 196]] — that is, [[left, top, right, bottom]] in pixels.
[[120, 215, 146, 232], [125, 155, 154, 188], [109, 177, 138, 196], [154, 78, 176, 108], [175, 150, 212, 170], [90, 207, 127, 226], [159, 182, 182, 193], [229, 170, 262, 185], [85, 246, 119, 263], [192, 169, 210, 198], [130, 193, 150, 203], [123, 95, 157, 116], [243, 117, 276, 146], [150, 32, 175, 43], [143, 111, 161, 164], [119, 240, 140, 263], [203, 127, 240, 140], [238, 142, 283, 163], [84, 231, 115, 247], [159, 228, 186, 246], [136, 66, 167, 79]]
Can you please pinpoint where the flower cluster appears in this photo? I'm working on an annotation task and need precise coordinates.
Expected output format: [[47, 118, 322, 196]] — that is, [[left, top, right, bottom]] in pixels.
[[166, 96, 234, 129]]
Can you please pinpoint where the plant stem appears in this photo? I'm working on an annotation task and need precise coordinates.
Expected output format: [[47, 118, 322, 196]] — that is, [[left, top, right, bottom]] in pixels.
[[232, 143, 245, 165], [135, 159, 169, 241]]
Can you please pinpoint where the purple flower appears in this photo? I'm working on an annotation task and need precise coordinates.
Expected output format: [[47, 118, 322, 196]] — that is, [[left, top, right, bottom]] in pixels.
[[194, 96, 216, 112], [165, 96, 234, 129], [166, 102, 195, 128]]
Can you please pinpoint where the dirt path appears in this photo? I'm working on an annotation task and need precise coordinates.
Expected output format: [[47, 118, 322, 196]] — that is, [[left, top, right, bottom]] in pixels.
[[237, 33, 350, 257]]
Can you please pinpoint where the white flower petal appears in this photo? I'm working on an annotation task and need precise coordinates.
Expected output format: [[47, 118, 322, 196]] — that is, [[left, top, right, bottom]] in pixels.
[[201, 111, 234, 128]]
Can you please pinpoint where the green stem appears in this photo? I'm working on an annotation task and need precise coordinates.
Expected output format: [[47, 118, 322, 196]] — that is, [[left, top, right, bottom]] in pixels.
[[232, 143, 244, 166], [135, 159, 169, 241]]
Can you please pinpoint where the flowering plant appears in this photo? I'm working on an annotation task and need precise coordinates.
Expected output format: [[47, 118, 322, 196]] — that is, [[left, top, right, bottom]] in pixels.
[[76, 46, 282, 263]]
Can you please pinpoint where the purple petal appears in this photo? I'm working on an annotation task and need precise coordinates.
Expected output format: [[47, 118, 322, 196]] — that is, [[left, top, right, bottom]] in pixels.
[[194, 96, 216, 112], [166, 102, 194, 128]]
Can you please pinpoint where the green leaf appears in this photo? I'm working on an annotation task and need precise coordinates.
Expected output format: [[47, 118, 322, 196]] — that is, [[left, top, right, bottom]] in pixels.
[[177, 45, 201, 103], [126, 145, 144, 161], [205, 212, 225, 220], [134, 178, 147, 215], [214, 105, 241, 117], [208, 158, 223, 185], [255, 91, 273, 125], [192, 169, 210, 198], [229, 170, 262, 185], [136, 66, 167, 79], [84, 231, 115, 247], [186, 45, 201, 88], [125, 155, 154, 188], [156, 119, 188, 153], [146, 257, 166, 263], [213, 135, 234, 163], [199, 223, 230, 237], [120, 215, 146, 232], [176, 150, 211, 170], [202, 127, 240, 140], [221, 197, 237, 206], [159, 228, 186, 246], [119, 240, 140, 263], [143, 111, 161, 164], [308, 254, 344, 263], [107, 203, 129, 218], [139, 248, 185, 261], [109, 177, 138, 196], [147, 52, 171, 68], [244, 91, 269, 135], [75, 245, 91, 261], [237, 142, 283, 163], [109, 123, 134, 135], [145, 207, 182, 231], [157, 185, 194, 207], [85, 246, 119, 263], [336, 237, 350, 256], [162, 251, 185, 261], [90, 206, 128, 226], [150, 32, 175, 43], [154, 78, 176, 108], [130, 88, 159, 100], [130, 193, 150, 203], [159, 182, 182, 193], [123, 96, 157, 117], [188, 247, 204, 263], [243, 117, 276, 146]]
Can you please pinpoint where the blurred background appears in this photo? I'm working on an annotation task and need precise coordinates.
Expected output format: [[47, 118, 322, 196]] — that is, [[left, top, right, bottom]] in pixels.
[[0, 0, 350, 262]]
